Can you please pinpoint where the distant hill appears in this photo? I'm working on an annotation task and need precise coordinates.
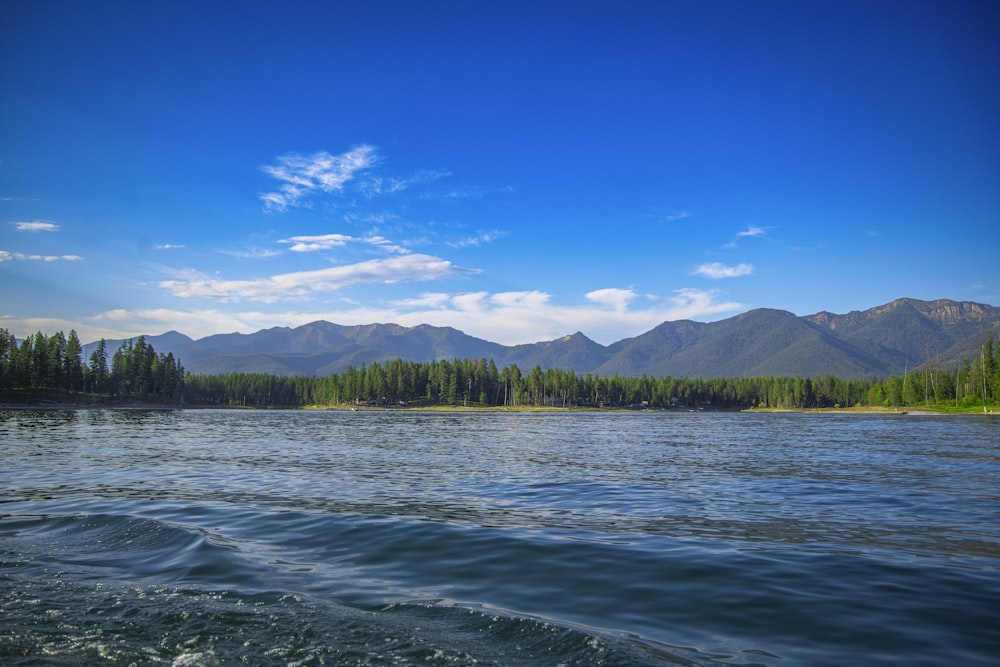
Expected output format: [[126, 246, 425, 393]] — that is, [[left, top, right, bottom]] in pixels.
[[595, 309, 886, 378], [82, 298, 1000, 379]]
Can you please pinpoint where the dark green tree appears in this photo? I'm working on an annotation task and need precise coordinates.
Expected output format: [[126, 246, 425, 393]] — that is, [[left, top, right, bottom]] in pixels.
[[64, 330, 84, 392], [88, 338, 109, 393]]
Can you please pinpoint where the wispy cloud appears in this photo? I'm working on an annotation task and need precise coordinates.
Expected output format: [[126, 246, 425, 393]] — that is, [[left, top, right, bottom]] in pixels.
[[419, 183, 514, 202], [13, 220, 59, 232], [260, 145, 377, 212], [664, 210, 690, 222], [364, 235, 411, 254], [218, 246, 284, 259], [357, 169, 451, 198], [693, 262, 753, 279], [160, 253, 469, 302], [447, 229, 508, 248], [723, 225, 768, 248], [343, 212, 399, 226], [0, 250, 82, 262], [737, 225, 766, 237], [156, 244, 185, 250]]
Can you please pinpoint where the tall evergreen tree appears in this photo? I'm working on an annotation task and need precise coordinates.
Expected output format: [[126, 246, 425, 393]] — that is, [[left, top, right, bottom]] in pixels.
[[0, 328, 16, 389], [64, 330, 84, 392], [88, 338, 109, 393]]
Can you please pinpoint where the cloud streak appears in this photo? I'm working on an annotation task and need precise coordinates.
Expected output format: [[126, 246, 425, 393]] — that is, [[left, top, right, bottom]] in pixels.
[[14, 221, 59, 232], [447, 229, 508, 248], [723, 225, 768, 248], [693, 262, 753, 279], [357, 169, 451, 198], [279, 233, 412, 255], [160, 253, 468, 302], [737, 226, 765, 237], [279, 233, 355, 252], [0, 250, 82, 262], [260, 146, 376, 212], [218, 246, 283, 259]]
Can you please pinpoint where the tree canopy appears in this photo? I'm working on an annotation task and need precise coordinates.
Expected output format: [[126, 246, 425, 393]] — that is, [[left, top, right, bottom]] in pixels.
[[2, 328, 998, 411], [0, 329, 184, 402]]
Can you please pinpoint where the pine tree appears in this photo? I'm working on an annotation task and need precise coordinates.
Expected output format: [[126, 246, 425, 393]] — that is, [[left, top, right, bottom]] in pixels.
[[0, 328, 16, 389], [89, 339, 109, 393], [64, 330, 84, 392]]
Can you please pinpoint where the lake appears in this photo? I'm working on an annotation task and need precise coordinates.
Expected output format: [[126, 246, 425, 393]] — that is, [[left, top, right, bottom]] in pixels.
[[1, 408, 998, 665]]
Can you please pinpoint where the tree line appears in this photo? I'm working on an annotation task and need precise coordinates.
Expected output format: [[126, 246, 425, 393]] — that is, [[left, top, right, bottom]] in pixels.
[[183, 334, 1000, 410], [0, 329, 184, 402], [3, 328, 998, 410]]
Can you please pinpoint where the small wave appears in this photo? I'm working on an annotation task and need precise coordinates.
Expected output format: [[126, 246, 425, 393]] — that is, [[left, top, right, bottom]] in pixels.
[[0, 568, 739, 667], [1, 508, 782, 665], [0, 511, 272, 590]]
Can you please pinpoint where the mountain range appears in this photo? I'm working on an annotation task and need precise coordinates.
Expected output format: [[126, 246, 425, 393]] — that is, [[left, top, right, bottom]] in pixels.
[[82, 298, 1000, 380]]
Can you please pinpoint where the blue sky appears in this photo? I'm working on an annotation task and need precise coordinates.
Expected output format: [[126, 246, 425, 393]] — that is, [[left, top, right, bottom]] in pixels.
[[2, 1, 998, 346]]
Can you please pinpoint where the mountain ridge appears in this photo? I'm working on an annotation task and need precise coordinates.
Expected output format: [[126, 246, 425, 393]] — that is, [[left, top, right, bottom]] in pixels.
[[80, 298, 1000, 379]]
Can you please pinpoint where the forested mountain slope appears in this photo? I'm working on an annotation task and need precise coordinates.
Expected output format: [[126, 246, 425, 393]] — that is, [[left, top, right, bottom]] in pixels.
[[81, 298, 1000, 379]]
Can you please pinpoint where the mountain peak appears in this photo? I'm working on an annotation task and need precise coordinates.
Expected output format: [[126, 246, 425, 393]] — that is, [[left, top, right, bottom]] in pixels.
[[79, 298, 999, 379]]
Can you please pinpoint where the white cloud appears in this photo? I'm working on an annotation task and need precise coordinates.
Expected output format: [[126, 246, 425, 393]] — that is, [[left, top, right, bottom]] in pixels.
[[160, 253, 468, 302], [91, 308, 321, 340], [0, 315, 92, 340], [664, 210, 690, 222], [383, 287, 742, 344], [363, 235, 410, 254], [585, 287, 636, 311], [278, 233, 411, 255], [156, 244, 185, 250], [693, 262, 753, 279], [0, 250, 82, 262], [14, 221, 59, 232], [260, 145, 377, 212], [391, 293, 454, 310], [279, 233, 356, 252]]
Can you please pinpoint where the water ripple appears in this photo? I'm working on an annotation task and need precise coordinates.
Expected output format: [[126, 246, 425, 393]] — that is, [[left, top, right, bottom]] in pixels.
[[2, 409, 999, 665]]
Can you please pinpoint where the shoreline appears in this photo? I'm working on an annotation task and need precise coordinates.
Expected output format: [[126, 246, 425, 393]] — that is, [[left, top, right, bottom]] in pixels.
[[742, 405, 996, 415], [1, 399, 995, 415], [2, 389, 995, 415]]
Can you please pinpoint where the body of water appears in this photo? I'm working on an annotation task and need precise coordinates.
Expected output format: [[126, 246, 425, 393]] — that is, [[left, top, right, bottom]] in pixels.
[[1, 409, 998, 665]]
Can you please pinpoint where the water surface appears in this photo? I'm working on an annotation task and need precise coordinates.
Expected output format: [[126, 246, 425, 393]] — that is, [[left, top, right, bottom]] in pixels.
[[2, 409, 998, 665]]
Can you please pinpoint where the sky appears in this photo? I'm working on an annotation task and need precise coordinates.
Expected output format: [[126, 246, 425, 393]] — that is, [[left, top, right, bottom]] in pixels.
[[2, 1, 998, 346]]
